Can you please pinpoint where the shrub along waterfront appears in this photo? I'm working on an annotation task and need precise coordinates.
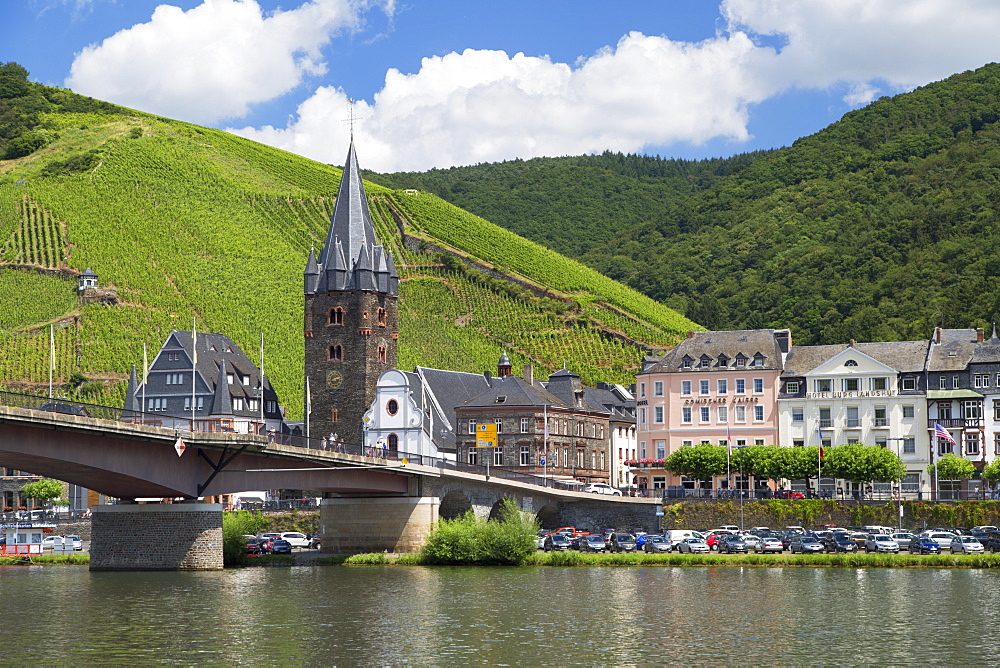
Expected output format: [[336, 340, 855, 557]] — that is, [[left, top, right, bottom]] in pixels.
[[419, 498, 539, 566]]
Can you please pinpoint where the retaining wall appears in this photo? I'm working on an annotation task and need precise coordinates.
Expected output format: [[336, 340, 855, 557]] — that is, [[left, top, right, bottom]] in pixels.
[[90, 503, 223, 570]]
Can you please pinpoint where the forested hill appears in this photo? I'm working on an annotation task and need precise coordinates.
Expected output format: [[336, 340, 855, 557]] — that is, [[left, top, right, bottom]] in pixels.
[[0, 62, 696, 414], [372, 62, 1000, 345]]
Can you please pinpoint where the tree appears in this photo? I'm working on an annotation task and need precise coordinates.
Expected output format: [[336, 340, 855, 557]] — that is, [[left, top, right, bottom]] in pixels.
[[928, 453, 975, 480], [19, 478, 65, 507], [982, 459, 1000, 484], [823, 444, 905, 483], [776, 446, 824, 482], [662, 443, 727, 482]]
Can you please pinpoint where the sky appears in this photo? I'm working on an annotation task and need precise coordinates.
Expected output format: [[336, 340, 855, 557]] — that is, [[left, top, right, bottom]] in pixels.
[[5, 0, 1000, 173]]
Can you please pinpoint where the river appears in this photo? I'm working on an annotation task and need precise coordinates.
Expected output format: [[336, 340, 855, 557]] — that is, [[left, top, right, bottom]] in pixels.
[[2, 565, 998, 664]]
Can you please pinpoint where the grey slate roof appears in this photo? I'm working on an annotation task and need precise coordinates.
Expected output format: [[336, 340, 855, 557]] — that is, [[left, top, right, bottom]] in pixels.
[[643, 329, 786, 374], [971, 329, 1000, 364], [583, 384, 635, 422], [782, 340, 929, 376], [415, 367, 495, 442], [460, 374, 569, 410], [304, 141, 398, 296], [928, 328, 981, 370]]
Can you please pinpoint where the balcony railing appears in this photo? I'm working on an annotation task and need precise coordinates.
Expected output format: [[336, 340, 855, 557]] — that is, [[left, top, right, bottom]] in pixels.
[[846, 419, 861, 428], [929, 418, 983, 429], [819, 419, 833, 428], [873, 418, 888, 427]]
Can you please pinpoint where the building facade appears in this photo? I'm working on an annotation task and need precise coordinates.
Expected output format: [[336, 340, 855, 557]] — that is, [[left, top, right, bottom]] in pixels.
[[304, 142, 399, 447]]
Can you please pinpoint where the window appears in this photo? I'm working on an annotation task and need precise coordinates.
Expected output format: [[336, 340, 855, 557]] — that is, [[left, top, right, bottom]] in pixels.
[[183, 397, 204, 411], [681, 407, 692, 423], [785, 381, 799, 394], [521, 417, 530, 433], [167, 352, 180, 362], [699, 380, 709, 396], [974, 374, 990, 388], [242, 375, 250, 386], [997, 373, 1000, 387], [754, 438, 765, 446], [753, 378, 763, 394], [901, 377, 916, 391], [681, 357, 692, 369], [994, 400, 1000, 421], [874, 406, 887, 427], [966, 432, 980, 455], [847, 438, 859, 445], [735, 355, 747, 367], [469, 420, 476, 435], [819, 407, 831, 428], [699, 356, 711, 368], [843, 378, 859, 392], [735, 405, 746, 422], [165, 373, 184, 385], [576, 449, 584, 468], [654, 406, 664, 424], [681, 380, 691, 396], [902, 405, 915, 419], [847, 406, 860, 427], [639, 408, 646, 425], [735, 379, 746, 394], [248, 399, 259, 411], [753, 405, 764, 422], [328, 307, 344, 325], [792, 408, 804, 422], [494, 447, 504, 466], [328, 345, 343, 361], [639, 441, 647, 458], [793, 439, 804, 448], [495, 418, 503, 433], [639, 383, 646, 398], [520, 445, 530, 466], [939, 376, 947, 390], [871, 377, 888, 391], [995, 433, 1000, 455], [387, 399, 398, 416], [875, 438, 886, 449], [964, 401, 982, 420], [752, 353, 765, 367], [331, 409, 339, 422], [653, 381, 664, 397], [938, 404, 951, 420], [682, 440, 693, 447], [388, 434, 398, 451], [227, 373, 234, 384], [377, 308, 387, 327], [717, 379, 728, 395], [953, 376, 960, 389], [700, 406, 710, 422], [232, 397, 244, 411], [377, 346, 387, 364], [903, 437, 915, 454], [939, 437, 954, 455], [717, 354, 729, 367], [468, 449, 478, 466], [844, 359, 858, 367], [655, 440, 666, 459], [815, 379, 832, 393], [718, 406, 728, 423]]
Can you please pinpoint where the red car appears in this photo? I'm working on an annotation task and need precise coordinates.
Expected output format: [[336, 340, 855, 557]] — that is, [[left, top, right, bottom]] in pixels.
[[705, 531, 734, 550], [774, 490, 805, 499]]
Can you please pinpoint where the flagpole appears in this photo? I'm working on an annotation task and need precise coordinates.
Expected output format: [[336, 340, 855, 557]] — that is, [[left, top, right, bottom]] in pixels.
[[142, 342, 148, 425], [306, 376, 312, 442], [543, 404, 548, 485], [259, 332, 265, 433], [191, 320, 197, 430], [48, 324, 54, 399]]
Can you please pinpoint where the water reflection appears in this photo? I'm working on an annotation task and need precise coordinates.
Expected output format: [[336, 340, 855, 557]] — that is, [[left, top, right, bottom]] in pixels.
[[1, 565, 999, 665]]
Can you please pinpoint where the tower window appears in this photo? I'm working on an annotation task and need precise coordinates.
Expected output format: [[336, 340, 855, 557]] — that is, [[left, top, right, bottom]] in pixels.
[[331, 409, 339, 422], [387, 399, 398, 415], [328, 345, 343, 361], [328, 307, 344, 326], [387, 434, 398, 451], [377, 346, 387, 364], [377, 307, 387, 327], [362, 311, 369, 320]]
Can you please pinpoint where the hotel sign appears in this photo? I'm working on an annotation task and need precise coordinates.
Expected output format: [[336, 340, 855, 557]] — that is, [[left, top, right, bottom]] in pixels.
[[805, 390, 898, 399]]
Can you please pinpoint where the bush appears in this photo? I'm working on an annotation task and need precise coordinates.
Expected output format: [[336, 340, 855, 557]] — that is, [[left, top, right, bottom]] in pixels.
[[222, 510, 268, 567], [420, 498, 538, 565]]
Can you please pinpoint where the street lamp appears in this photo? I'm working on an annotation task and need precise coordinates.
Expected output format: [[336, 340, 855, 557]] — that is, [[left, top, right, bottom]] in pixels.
[[886, 437, 907, 531]]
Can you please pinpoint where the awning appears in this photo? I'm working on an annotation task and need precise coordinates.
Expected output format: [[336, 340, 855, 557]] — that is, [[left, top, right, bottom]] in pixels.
[[926, 390, 984, 400]]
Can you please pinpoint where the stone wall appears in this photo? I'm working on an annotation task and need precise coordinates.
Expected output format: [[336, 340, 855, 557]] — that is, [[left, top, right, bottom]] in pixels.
[[90, 503, 223, 571], [320, 497, 438, 553]]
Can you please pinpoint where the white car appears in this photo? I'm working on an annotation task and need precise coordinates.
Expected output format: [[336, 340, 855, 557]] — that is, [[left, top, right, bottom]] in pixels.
[[65, 535, 83, 550], [920, 531, 958, 550], [951, 536, 985, 554], [583, 483, 622, 496], [279, 532, 310, 548]]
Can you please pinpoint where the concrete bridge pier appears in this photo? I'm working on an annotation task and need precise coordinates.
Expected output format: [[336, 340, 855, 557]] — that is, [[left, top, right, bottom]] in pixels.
[[319, 497, 440, 554], [89, 502, 224, 570]]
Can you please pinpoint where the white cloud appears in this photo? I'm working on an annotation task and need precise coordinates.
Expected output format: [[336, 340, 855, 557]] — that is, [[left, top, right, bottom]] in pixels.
[[231, 32, 775, 172], [65, 0, 364, 123]]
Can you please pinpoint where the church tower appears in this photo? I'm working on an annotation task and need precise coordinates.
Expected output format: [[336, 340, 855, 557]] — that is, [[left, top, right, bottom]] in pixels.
[[304, 141, 399, 448]]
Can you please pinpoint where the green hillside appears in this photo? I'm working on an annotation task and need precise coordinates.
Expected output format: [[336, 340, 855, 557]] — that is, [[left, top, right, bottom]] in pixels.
[[0, 70, 696, 414], [374, 62, 1000, 345]]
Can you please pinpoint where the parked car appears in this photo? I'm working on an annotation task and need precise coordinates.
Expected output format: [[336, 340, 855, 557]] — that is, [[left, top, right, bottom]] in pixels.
[[864, 534, 900, 553], [754, 537, 784, 553], [951, 535, 985, 554], [908, 535, 941, 554], [41, 536, 65, 549], [640, 535, 672, 553], [823, 534, 858, 553], [578, 534, 608, 552], [891, 533, 916, 550], [676, 537, 710, 554], [774, 490, 805, 499], [65, 535, 83, 551], [245, 538, 268, 555], [788, 536, 825, 554], [270, 539, 293, 554], [583, 483, 623, 496], [279, 532, 310, 548], [980, 531, 1000, 553], [920, 531, 958, 550], [309, 534, 322, 549], [543, 534, 573, 552], [705, 531, 734, 551], [741, 534, 762, 550], [608, 533, 637, 553], [718, 535, 748, 554]]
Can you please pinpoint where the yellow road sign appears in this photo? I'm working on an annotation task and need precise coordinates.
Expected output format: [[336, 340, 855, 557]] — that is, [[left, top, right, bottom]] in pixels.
[[476, 423, 498, 447]]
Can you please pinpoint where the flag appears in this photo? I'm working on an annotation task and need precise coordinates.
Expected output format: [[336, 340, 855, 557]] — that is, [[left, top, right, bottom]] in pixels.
[[727, 425, 732, 444], [817, 424, 824, 442], [49, 324, 55, 373], [934, 422, 957, 446], [306, 376, 312, 416], [192, 319, 197, 365]]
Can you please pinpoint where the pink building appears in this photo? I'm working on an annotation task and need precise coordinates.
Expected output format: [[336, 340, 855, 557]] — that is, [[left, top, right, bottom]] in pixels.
[[633, 329, 790, 494]]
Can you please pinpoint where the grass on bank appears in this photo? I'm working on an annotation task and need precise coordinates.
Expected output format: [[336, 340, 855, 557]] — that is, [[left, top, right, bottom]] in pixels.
[[0, 554, 89, 566]]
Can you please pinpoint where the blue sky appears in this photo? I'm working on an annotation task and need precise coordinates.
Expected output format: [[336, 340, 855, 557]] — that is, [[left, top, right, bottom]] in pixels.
[[5, 1, 1000, 172]]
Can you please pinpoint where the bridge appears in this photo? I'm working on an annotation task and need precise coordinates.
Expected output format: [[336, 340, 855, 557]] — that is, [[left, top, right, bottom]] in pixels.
[[0, 392, 658, 570]]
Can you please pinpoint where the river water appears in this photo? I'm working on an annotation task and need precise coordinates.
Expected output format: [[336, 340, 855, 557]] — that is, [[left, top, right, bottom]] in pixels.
[[3, 565, 998, 665]]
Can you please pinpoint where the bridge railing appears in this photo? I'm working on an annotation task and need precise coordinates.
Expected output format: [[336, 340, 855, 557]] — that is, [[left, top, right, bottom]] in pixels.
[[0, 390, 595, 494]]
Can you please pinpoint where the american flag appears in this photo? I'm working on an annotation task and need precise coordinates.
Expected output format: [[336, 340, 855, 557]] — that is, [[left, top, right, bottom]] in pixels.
[[934, 422, 957, 446]]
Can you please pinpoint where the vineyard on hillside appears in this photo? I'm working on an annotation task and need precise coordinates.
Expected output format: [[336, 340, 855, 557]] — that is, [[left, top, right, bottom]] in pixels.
[[0, 111, 696, 414]]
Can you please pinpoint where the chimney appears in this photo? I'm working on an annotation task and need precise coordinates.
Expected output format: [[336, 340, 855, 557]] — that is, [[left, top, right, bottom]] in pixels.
[[523, 364, 534, 385], [977, 327, 985, 343], [849, 339, 856, 347], [484, 370, 492, 382], [686, 331, 694, 339], [935, 328, 942, 344], [774, 329, 791, 354]]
